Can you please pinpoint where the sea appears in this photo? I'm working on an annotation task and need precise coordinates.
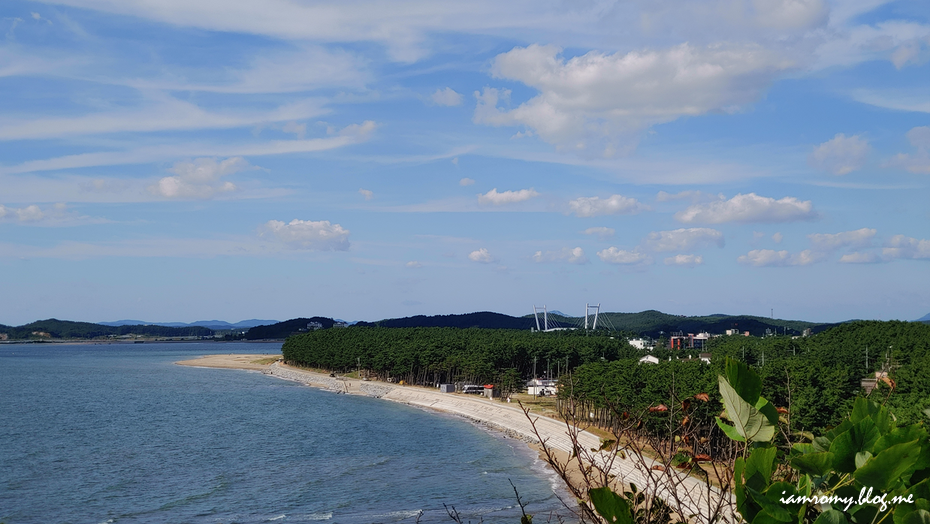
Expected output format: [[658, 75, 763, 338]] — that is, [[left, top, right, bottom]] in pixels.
[[0, 342, 573, 524]]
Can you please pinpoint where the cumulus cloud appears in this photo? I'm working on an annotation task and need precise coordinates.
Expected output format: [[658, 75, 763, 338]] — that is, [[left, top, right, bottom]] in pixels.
[[643, 228, 724, 252], [597, 247, 651, 265], [468, 248, 496, 263], [459, 177, 475, 186], [475, 43, 791, 153], [737, 249, 824, 267], [883, 235, 930, 260], [431, 87, 463, 106], [477, 188, 539, 205], [675, 193, 817, 224], [260, 219, 350, 251], [359, 188, 374, 200], [889, 127, 930, 174], [149, 157, 251, 199], [808, 133, 870, 175], [533, 247, 588, 264], [772, 232, 783, 244], [808, 228, 876, 251], [406, 261, 423, 268], [582, 227, 615, 240], [568, 194, 649, 217], [664, 254, 703, 267]]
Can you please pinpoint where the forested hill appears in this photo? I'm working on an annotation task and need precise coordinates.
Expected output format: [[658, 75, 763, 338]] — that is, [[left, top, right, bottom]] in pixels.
[[242, 317, 337, 339], [352, 310, 837, 335], [0, 319, 213, 340], [582, 310, 837, 337], [356, 311, 535, 330]]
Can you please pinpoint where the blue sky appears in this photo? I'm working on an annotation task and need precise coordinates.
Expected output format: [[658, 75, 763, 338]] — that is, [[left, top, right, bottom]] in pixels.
[[1, 0, 928, 325]]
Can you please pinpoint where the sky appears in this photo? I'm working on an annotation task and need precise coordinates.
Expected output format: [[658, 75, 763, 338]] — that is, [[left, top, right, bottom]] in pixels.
[[1, 0, 928, 326]]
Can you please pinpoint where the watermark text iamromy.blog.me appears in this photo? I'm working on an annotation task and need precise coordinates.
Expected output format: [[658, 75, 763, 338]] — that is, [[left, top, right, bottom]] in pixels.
[[780, 487, 915, 512]]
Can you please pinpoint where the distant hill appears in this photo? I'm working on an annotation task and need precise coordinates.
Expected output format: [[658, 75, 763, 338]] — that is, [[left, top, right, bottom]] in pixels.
[[355, 309, 838, 337], [917, 312, 930, 323], [0, 319, 213, 340], [527, 310, 838, 338], [356, 311, 535, 330], [242, 317, 337, 340], [100, 319, 278, 330]]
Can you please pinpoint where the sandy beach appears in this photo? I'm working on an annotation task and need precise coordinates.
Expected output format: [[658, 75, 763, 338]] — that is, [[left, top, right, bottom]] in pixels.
[[177, 354, 726, 520]]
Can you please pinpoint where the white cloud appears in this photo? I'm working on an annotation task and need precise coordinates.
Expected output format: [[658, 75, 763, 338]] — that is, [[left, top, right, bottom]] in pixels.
[[568, 194, 649, 217], [839, 251, 881, 264], [883, 235, 930, 260], [772, 232, 783, 243], [3, 121, 376, 175], [596, 247, 651, 265], [809, 133, 870, 175], [406, 260, 423, 268], [643, 228, 724, 252], [737, 249, 824, 266], [890, 37, 930, 69], [752, 0, 827, 30], [431, 87, 463, 106], [281, 121, 307, 139], [149, 157, 250, 199], [260, 219, 350, 251], [655, 190, 721, 203], [533, 247, 588, 264], [475, 43, 792, 153], [889, 126, 930, 174], [582, 227, 615, 240], [664, 254, 703, 267], [468, 248, 496, 263], [359, 188, 374, 200], [675, 193, 817, 224], [459, 177, 475, 186], [0, 202, 104, 226], [808, 228, 876, 251], [477, 188, 539, 205], [0, 95, 329, 141]]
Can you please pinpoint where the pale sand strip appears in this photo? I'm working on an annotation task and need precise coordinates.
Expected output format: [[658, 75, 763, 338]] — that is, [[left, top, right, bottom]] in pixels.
[[175, 355, 728, 521], [175, 353, 281, 370]]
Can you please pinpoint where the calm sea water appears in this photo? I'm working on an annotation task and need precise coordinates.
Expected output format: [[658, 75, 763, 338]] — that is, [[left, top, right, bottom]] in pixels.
[[0, 342, 571, 524]]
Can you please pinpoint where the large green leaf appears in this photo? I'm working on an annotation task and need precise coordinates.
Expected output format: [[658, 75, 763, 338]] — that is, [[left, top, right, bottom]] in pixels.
[[746, 485, 793, 522], [813, 509, 849, 524], [875, 424, 930, 476], [719, 375, 775, 442], [854, 440, 922, 491], [736, 457, 759, 523], [588, 487, 633, 524], [893, 479, 930, 524], [851, 398, 894, 435], [904, 510, 930, 524], [791, 451, 835, 477], [830, 419, 881, 473], [746, 446, 778, 481], [717, 416, 747, 442], [726, 357, 763, 405]]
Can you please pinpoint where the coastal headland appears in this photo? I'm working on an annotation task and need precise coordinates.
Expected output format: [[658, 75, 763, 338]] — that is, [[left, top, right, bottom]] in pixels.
[[177, 354, 723, 518]]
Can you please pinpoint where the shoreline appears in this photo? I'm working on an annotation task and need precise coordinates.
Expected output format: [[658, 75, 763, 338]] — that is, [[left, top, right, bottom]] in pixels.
[[177, 354, 724, 519]]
